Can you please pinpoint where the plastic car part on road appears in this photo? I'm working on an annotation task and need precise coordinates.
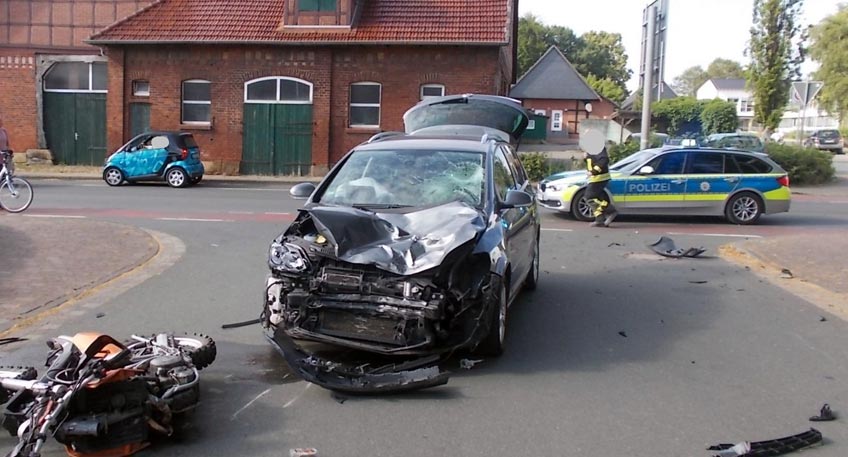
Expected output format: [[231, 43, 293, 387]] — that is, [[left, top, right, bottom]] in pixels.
[[265, 328, 450, 394], [649, 236, 706, 258], [707, 428, 822, 457]]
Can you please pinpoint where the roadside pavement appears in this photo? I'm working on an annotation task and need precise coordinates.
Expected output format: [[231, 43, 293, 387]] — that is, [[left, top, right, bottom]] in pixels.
[[0, 216, 158, 335]]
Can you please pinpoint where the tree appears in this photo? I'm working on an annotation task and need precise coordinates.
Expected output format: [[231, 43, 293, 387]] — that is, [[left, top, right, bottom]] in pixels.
[[809, 4, 848, 123], [701, 99, 740, 134], [672, 65, 709, 97], [575, 31, 632, 96], [585, 74, 627, 104], [652, 97, 704, 136], [747, 0, 805, 133], [706, 58, 746, 79], [516, 14, 631, 98]]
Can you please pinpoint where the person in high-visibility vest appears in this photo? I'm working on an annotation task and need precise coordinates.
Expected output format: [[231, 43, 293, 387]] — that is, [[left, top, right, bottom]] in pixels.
[[583, 145, 618, 227]]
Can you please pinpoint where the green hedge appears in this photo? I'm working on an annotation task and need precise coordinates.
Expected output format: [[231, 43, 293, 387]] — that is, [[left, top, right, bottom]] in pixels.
[[766, 143, 835, 185], [608, 141, 640, 164], [520, 152, 577, 182]]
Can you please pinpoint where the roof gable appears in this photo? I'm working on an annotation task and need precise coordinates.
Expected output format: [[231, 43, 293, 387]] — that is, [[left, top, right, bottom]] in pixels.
[[508, 46, 600, 101], [709, 78, 747, 92], [89, 0, 511, 45]]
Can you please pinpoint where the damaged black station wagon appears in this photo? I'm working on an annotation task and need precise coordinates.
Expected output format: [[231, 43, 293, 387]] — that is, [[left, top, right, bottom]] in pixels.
[[262, 95, 540, 393]]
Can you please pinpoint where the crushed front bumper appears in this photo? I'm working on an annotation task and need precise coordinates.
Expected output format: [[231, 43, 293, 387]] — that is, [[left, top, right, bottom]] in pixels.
[[265, 327, 450, 394]]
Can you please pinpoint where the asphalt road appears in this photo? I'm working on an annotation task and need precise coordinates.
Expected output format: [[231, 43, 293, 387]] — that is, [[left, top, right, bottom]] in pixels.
[[2, 177, 847, 457]]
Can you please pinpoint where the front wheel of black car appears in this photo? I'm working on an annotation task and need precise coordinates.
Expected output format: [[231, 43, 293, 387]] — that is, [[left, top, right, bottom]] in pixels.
[[475, 278, 508, 357], [570, 189, 594, 222]]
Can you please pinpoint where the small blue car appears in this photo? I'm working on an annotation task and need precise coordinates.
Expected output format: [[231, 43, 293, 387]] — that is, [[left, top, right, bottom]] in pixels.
[[103, 132, 204, 188]]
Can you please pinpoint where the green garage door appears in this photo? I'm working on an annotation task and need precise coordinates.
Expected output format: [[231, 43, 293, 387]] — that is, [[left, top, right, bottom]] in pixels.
[[42, 62, 108, 166], [241, 77, 313, 176]]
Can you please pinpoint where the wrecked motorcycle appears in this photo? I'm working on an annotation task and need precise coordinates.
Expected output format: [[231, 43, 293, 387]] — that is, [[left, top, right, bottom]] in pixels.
[[1, 332, 216, 457]]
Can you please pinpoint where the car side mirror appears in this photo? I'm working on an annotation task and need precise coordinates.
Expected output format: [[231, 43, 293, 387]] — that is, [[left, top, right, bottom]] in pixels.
[[290, 182, 316, 200], [638, 166, 655, 175], [501, 189, 532, 209]]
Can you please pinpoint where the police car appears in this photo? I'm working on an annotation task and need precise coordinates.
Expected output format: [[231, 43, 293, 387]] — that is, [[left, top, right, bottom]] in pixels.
[[537, 147, 791, 225]]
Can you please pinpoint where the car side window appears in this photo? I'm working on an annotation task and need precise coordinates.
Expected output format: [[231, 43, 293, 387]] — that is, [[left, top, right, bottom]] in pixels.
[[688, 153, 724, 174], [731, 154, 773, 174], [647, 152, 686, 174], [501, 145, 528, 187], [492, 148, 517, 201], [724, 154, 742, 173]]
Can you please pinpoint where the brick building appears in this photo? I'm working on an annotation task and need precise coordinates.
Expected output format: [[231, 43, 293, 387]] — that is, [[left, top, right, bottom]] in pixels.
[[85, 0, 519, 175], [0, 0, 152, 161], [509, 46, 616, 143]]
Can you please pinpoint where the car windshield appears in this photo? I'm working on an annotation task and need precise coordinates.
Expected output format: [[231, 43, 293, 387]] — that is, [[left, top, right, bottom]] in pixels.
[[319, 149, 485, 208], [818, 130, 839, 139], [611, 149, 661, 173]]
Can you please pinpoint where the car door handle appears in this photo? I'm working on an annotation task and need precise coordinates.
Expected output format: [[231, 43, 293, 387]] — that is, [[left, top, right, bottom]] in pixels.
[[670, 179, 685, 184], [74, 132, 79, 141], [724, 177, 739, 183]]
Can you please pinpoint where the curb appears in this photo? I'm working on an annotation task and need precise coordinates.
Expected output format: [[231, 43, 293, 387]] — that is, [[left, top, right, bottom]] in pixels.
[[718, 243, 848, 321], [19, 172, 322, 185]]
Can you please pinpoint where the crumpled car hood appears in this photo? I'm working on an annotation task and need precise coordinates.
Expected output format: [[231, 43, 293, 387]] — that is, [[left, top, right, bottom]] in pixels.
[[294, 201, 486, 275]]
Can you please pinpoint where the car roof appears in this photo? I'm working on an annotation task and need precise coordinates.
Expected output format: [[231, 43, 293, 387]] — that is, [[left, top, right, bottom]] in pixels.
[[707, 132, 760, 139], [354, 134, 496, 154]]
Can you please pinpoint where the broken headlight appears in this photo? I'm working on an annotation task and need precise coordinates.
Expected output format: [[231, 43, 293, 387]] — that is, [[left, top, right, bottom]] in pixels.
[[269, 242, 310, 272]]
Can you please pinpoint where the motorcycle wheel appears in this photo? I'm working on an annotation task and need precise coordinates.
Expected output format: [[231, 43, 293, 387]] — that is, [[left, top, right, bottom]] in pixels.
[[174, 333, 216, 370]]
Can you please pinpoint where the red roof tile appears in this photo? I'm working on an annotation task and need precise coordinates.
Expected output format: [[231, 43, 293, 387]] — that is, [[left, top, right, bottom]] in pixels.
[[89, 0, 511, 45]]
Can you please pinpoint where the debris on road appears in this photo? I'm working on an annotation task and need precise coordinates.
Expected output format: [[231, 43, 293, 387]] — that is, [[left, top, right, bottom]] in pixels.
[[459, 358, 484, 370], [0, 337, 27, 346], [819, 316, 828, 322], [649, 236, 706, 258], [95, 312, 105, 318], [810, 404, 835, 422], [608, 242, 623, 247], [780, 268, 794, 279], [290, 448, 318, 457], [689, 280, 708, 284], [707, 428, 822, 457], [221, 318, 261, 329], [618, 331, 628, 338]]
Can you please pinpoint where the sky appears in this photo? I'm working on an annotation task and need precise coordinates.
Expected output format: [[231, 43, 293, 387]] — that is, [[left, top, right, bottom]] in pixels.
[[518, 0, 840, 91]]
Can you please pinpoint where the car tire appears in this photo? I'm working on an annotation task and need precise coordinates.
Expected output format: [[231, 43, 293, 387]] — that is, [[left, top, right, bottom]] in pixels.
[[474, 276, 508, 357], [191, 175, 203, 185], [103, 167, 124, 187], [570, 188, 594, 222], [725, 192, 763, 225], [166, 168, 189, 188], [523, 230, 540, 291]]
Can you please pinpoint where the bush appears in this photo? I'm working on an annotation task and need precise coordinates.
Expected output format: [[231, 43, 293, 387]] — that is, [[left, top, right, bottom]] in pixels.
[[520, 152, 577, 182], [766, 143, 835, 185], [701, 99, 739, 134], [608, 140, 640, 164], [653, 97, 704, 136]]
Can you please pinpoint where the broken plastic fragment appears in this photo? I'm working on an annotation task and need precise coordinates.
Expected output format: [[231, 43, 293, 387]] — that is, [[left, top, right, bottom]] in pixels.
[[809, 404, 835, 422], [707, 428, 822, 457], [649, 236, 706, 258], [290, 448, 318, 457], [459, 359, 484, 370], [780, 268, 793, 279]]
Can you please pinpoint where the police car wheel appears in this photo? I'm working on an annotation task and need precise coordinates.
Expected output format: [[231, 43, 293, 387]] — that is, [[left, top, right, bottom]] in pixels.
[[725, 192, 763, 225], [570, 189, 594, 222]]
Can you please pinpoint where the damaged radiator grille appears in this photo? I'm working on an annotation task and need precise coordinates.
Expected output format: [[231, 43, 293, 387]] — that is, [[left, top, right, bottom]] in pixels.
[[318, 310, 407, 345]]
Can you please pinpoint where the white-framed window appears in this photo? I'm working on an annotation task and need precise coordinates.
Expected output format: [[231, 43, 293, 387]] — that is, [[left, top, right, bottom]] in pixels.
[[551, 110, 563, 132], [740, 99, 754, 113], [528, 119, 536, 130], [420, 83, 445, 100], [350, 82, 381, 127], [534, 109, 547, 116], [43, 61, 107, 93], [182, 79, 211, 124], [244, 76, 313, 104], [132, 80, 150, 97]]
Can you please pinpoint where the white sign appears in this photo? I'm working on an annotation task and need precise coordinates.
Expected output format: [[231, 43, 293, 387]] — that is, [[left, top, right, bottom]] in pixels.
[[791, 81, 823, 106]]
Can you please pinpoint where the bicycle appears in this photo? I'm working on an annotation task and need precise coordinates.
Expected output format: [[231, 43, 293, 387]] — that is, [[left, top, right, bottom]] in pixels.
[[0, 150, 33, 213]]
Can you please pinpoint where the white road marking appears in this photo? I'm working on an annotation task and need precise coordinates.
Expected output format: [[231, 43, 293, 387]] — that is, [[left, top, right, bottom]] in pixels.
[[283, 383, 312, 409], [264, 212, 291, 216], [226, 211, 254, 214], [541, 228, 574, 232], [230, 388, 272, 420], [667, 232, 763, 239], [210, 187, 291, 192], [24, 214, 86, 219], [156, 217, 234, 222]]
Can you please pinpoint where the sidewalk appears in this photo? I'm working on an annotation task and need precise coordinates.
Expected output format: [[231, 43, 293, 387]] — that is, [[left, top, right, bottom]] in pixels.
[[0, 216, 157, 335]]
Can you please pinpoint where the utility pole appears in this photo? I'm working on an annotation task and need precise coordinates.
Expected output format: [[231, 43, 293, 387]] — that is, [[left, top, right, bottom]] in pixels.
[[640, 5, 657, 151]]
